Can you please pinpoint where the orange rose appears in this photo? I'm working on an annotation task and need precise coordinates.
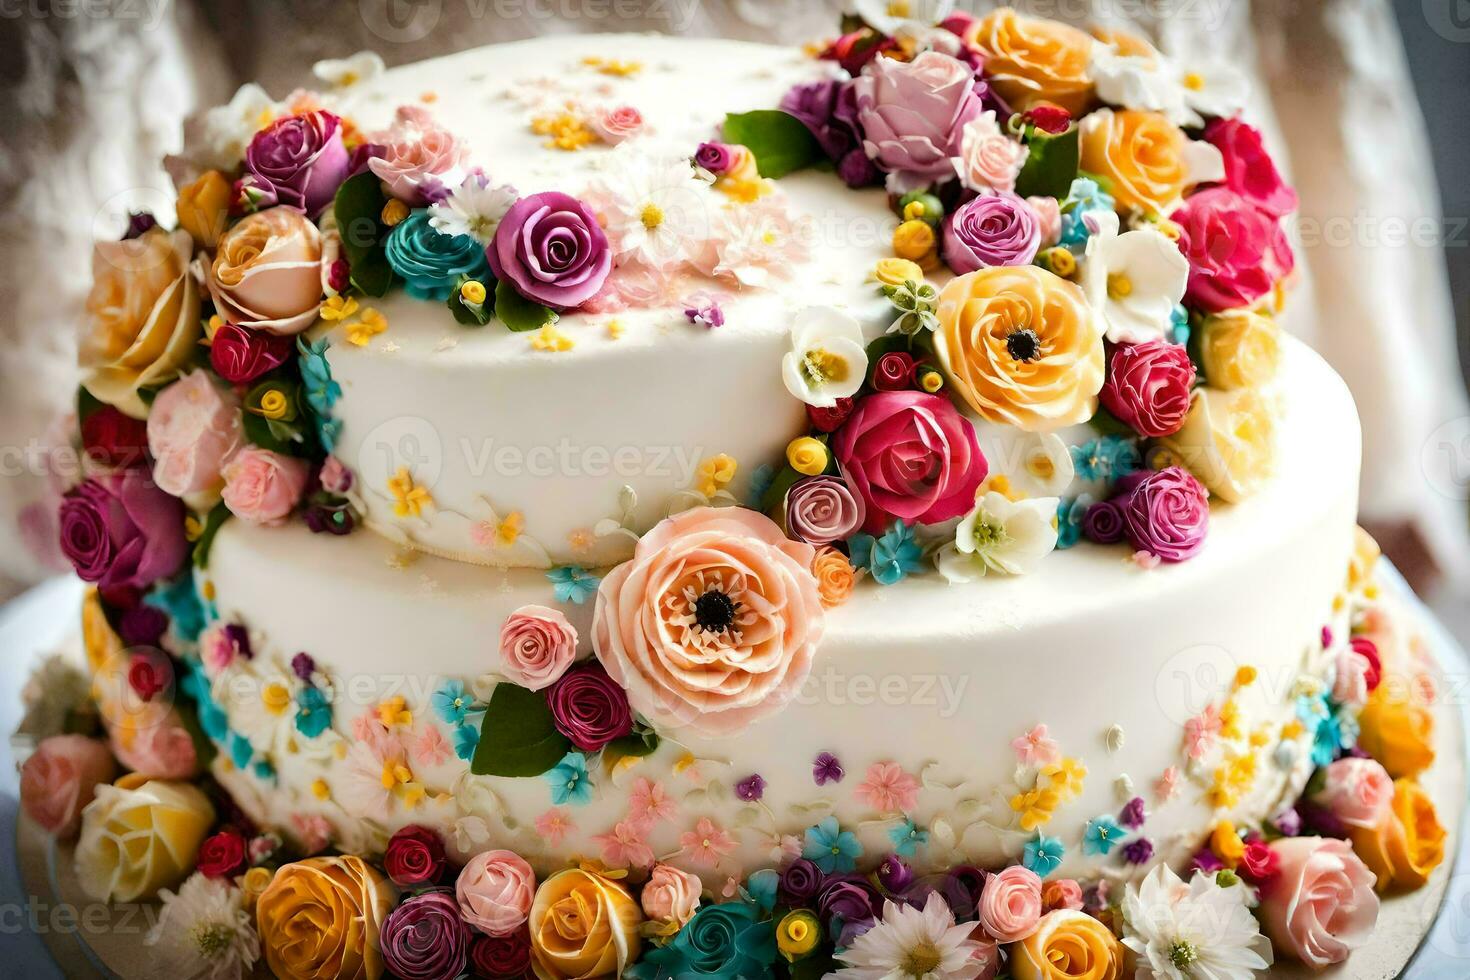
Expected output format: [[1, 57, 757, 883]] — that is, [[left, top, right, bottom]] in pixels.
[[1080, 109, 1212, 216], [1012, 909, 1124, 980], [256, 856, 396, 980], [935, 265, 1105, 431], [175, 170, 233, 248], [965, 8, 1094, 114], [529, 867, 642, 980], [812, 546, 856, 607], [1357, 683, 1435, 779], [1350, 779, 1446, 893]]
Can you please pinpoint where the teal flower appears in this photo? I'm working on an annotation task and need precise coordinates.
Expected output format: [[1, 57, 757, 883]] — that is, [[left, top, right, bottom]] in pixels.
[[294, 685, 333, 738], [545, 751, 593, 806], [1057, 178, 1115, 251], [1071, 436, 1140, 484], [888, 819, 928, 857], [432, 679, 472, 726], [1024, 834, 1065, 877], [744, 869, 779, 913], [746, 463, 776, 508], [145, 573, 206, 646], [453, 723, 479, 762], [1169, 303, 1190, 347], [252, 758, 276, 782], [547, 565, 600, 605], [803, 816, 863, 874], [182, 662, 229, 742], [1055, 494, 1093, 550], [228, 731, 254, 770], [1083, 815, 1125, 856], [849, 521, 924, 586], [385, 209, 491, 301], [297, 336, 342, 416], [628, 901, 777, 980]]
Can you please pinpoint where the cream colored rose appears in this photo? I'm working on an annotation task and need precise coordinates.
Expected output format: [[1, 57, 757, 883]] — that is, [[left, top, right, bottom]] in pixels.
[[965, 8, 1095, 114], [207, 206, 325, 335], [74, 776, 215, 902], [1080, 109, 1223, 216], [1198, 309, 1282, 390], [1158, 387, 1277, 503], [80, 228, 202, 419], [934, 265, 1105, 431]]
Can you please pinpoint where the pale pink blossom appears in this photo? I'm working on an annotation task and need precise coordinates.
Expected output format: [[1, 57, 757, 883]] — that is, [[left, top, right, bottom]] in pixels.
[[368, 105, 467, 205], [590, 105, 647, 144], [535, 808, 574, 846], [855, 761, 921, 814], [706, 197, 809, 288], [580, 260, 680, 313], [1155, 765, 1180, 802], [591, 819, 654, 869], [413, 725, 452, 767], [290, 812, 332, 855], [679, 817, 738, 868], [953, 110, 1028, 193], [1184, 704, 1222, 760], [1027, 195, 1061, 248], [1011, 725, 1061, 767], [627, 777, 677, 829]]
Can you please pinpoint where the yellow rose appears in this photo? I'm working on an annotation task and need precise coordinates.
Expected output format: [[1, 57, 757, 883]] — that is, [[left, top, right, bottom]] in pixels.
[[530, 867, 642, 980], [175, 170, 232, 249], [1357, 683, 1435, 779], [787, 436, 829, 476], [1012, 909, 1125, 980], [1350, 779, 1446, 892], [80, 227, 202, 419], [1198, 309, 1281, 390], [873, 257, 924, 288], [81, 588, 123, 675], [1158, 387, 1276, 503], [892, 219, 938, 267], [965, 8, 1095, 114], [935, 265, 1105, 431], [257, 856, 395, 980], [74, 777, 214, 902], [777, 909, 821, 962], [1080, 109, 1197, 216]]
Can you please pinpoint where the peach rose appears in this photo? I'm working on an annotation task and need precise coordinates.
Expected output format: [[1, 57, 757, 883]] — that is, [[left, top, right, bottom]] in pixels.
[[456, 849, 536, 936], [80, 227, 202, 419], [593, 507, 823, 737], [1158, 387, 1276, 503], [1080, 109, 1222, 216], [978, 865, 1043, 943], [75, 777, 215, 902], [175, 169, 232, 248], [108, 708, 201, 781], [499, 605, 578, 691], [368, 105, 468, 205], [1357, 681, 1436, 779], [1012, 909, 1124, 980], [964, 8, 1095, 114], [1349, 778, 1446, 893], [1027, 195, 1061, 248], [1315, 758, 1394, 830], [812, 546, 856, 608], [1040, 878, 1082, 912], [1259, 837, 1378, 968], [19, 735, 117, 839], [147, 371, 243, 501], [953, 110, 1028, 194], [257, 855, 395, 980], [221, 446, 310, 525], [935, 265, 1105, 431], [207, 206, 324, 335], [640, 863, 702, 931], [529, 867, 642, 980]]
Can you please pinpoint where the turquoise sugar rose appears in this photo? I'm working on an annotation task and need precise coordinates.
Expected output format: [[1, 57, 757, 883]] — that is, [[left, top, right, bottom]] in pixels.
[[628, 901, 777, 980], [385, 209, 490, 300]]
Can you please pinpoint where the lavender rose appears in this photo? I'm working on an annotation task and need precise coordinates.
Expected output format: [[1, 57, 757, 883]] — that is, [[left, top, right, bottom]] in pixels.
[[381, 890, 470, 980], [1081, 499, 1126, 545], [487, 191, 611, 309], [243, 110, 351, 217], [852, 51, 983, 191], [545, 662, 634, 752], [1120, 466, 1209, 562], [943, 193, 1041, 273], [780, 78, 866, 180], [59, 471, 187, 592], [819, 877, 880, 943], [785, 475, 865, 546]]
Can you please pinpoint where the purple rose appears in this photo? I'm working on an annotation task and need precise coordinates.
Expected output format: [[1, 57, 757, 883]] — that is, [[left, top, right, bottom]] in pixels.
[[779, 78, 862, 163], [819, 877, 880, 944], [942, 193, 1041, 273], [851, 51, 983, 192], [941, 865, 987, 920], [487, 191, 611, 309], [837, 149, 882, 188], [694, 141, 739, 175], [244, 110, 350, 217], [785, 475, 865, 546], [546, 661, 634, 752], [1120, 466, 1209, 563], [1081, 498, 1126, 545], [779, 858, 824, 905], [381, 890, 470, 980], [59, 471, 186, 592], [877, 854, 914, 893]]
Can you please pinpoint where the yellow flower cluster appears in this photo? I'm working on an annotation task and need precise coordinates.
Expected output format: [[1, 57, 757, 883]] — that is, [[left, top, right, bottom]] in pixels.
[[530, 324, 575, 352], [1009, 756, 1087, 831], [532, 108, 598, 151], [696, 453, 738, 497], [388, 467, 433, 519], [342, 307, 388, 346]]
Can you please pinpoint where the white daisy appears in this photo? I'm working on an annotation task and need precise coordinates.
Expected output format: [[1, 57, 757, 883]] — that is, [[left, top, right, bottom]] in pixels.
[[855, 0, 956, 36], [146, 872, 260, 980], [1178, 60, 1250, 123], [1082, 210, 1189, 345], [587, 147, 716, 269], [213, 662, 298, 757], [1008, 432, 1076, 498], [429, 174, 518, 244], [834, 892, 986, 980], [1122, 864, 1273, 980], [937, 491, 1059, 582], [781, 306, 868, 408], [312, 50, 385, 88]]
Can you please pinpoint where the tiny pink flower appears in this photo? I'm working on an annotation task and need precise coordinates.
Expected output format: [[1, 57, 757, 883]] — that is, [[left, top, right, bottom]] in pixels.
[[592, 819, 654, 870], [679, 817, 737, 868], [627, 777, 677, 829], [414, 725, 452, 767], [1131, 550, 1162, 570], [535, 808, 574, 846], [1156, 766, 1181, 803], [291, 813, 332, 855], [1184, 705, 1222, 760], [855, 761, 921, 814], [1011, 725, 1061, 767], [590, 105, 647, 144]]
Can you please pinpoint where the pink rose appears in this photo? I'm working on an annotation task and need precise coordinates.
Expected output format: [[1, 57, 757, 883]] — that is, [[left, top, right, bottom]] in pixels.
[[109, 711, 200, 780], [456, 849, 536, 936], [1314, 758, 1394, 830], [207, 206, 325, 335], [978, 865, 1043, 943], [368, 105, 468, 205], [1100, 340, 1196, 438], [147, 372, 243, 499], [833, 390, 987, 533], [640, 863, 701, 928], [499, 605, 578, 690], [1260, 837, 1379, 968], [1027, 195, 1061, 248], [1203, 118, 1298, 218], [19, 735, 117, 838], [853, 51, 984, 192], [593, 507, 823, 737], [591, 105, 646, 145], [953, 110, 1028, 193], [1040, 878, 1083, 912], [221, 447, 310, 525], [1172, 187, 1294, 313], [1120, 466, 1210, 563]]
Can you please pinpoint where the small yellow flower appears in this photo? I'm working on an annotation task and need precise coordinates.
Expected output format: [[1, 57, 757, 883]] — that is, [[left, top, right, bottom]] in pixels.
[[381, 198, 410, 227], [311, 779, 331, 801], [696, 454, 738, 496], [205, 314, 225, 343], [715, 176, 770, 202], [377, 696, 412, 729], [530, 324, 574, 352], [1042, 246, 1077, 278], [184, 515, 204, 541], [1009, 787, 1060, 831], [1232, 666, 1258, 690], [777, 910, 822, 963], [1218, 700, 1242, 740], [531, 109, 597, 151], [892, 219, 937, 262], [496, 511, 524, 546], [344, 308, 388, 346], [388, 467, 433, 519], [605, 319, 624, 340], [1041, 757, 1087, 800], [873, 257, 924, 288], [262, 681, 293, 716], [1281, 719, 1305, 740], [254, 388, 290, 421], [320, 294, 360, 322], [567, 528, 595, 552], [981, 474, 1021, 501], [786, 437, 829, 476], [917, 367, 944, 393], [1211, 820, 1245, 867], [582, 55, 643, 77], [459, 279, 487, 305]]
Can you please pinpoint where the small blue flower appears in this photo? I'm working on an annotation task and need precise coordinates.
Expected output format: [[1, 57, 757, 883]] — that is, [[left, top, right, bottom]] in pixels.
[[1055, 494, 1093, 550], [545, 751, 594, 806], [252, 758, 276, 782], [1071, 436, 1140, 484], [849, 521, 924, 586], [198, 699, 229, 743], [432, 679, 472, 726], [1056, 178, 1116, 251], [1295, 693, 1329, 738], [294, 685, 333, 738], [1083, 815, 1125, 856], [744, 869, 779, 913], [888, 819, 929, 857], [297, 336, 342, 416], [144, 574, 206, 646], [802, 816, 863, 874], [385, 209, 491, 301], [1169, 304, 1191, 347], [453, 723, 480, 762], [547, 565, 600, 605], [1024, 834, 1065, 877], [1309, 703, 1357, 767], [746, 463, 776, 508], [228, 731, 254, 770]]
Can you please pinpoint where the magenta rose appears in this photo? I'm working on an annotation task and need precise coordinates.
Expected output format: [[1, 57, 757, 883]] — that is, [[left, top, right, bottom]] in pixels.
[[871, 351, 917, 391], [382, 890, 470, 980], [147, 372, 243, 499], [208, 323, 295, 384], [1203, 118, 1298, 219], [471, 930, 532, 978], [486, 191, 611, 309], [833, 390, 987, 533], [244, 110, 351, 217], [498, 605, 578, 691], [545, 661, 634, 752], [852, 51, 983, 191], [19, 735, 117, 839], [384, 824, 448, 887], [59, 470, 187, 591], [943, 193, 1041, 273], [220, 447, 310, 525], [1100, 340, 1196, 438], [784, 474, 865, 546], [1120, 466, 1209, 562], [1172, 187, 1294, 313]]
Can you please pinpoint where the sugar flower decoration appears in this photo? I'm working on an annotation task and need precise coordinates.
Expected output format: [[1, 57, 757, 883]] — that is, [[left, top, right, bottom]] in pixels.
[[312, 51, 385, 88], [1008, 432, 1076, 498], [1081, 210, 1189, 345], [387, 466, 432, 519], [1012, 725, 1061, 767], [832, 893, 987, 980], [586, 148, 713, 270], [709, 196, 808, 288], [544, 751, 594, 806], [937, 491, 1060, 582], [855, 762, 921, 814], [802, 816, 863, 874], [428, 173, 518, 244], [781, 306, 868, 408], [145, 872, 260, 980], [678, 816, 738, 869], [1121, 863, 1273, 980], [1023, 834, 1065, 877]]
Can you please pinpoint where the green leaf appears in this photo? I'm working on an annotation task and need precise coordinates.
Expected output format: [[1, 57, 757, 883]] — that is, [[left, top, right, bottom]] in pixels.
[[76, 386, 104, 424], [603, 723, 660, 768], [471, 683, 573, 777], [758, 465, 804, 517], [242, 410, 296, 454], [192, 502, 231, 569], [494, 280, 556, 333], [722, 110, 824, 179], [790, 953, 839, 980], [333, 171, 394, 297], [1015, 124, 1080, 200]]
